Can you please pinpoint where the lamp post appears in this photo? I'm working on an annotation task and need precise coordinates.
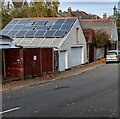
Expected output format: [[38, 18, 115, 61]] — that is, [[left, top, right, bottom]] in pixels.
[[113, 5, 120, 19]]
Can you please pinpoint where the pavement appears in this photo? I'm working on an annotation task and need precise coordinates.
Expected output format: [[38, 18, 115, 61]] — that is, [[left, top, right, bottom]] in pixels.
[[2, 58, 105, 93]]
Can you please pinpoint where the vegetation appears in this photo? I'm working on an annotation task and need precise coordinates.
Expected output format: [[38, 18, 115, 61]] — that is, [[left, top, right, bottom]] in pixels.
[[1, 0, 59, 29], [94, 30, 111, 48], [116, 19, 120, 41]]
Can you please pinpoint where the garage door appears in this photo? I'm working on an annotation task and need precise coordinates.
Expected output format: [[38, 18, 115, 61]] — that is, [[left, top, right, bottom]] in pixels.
[[71, 47, 82, 67], [59, 51, 67, 71]]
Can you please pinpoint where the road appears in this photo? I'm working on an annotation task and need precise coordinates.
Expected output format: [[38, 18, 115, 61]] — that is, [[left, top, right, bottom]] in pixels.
[[2, 64, 119, 117]]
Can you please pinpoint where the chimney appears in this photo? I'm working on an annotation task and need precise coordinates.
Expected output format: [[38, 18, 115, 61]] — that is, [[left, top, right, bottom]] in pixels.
[[67, 7, 72, 14], [103, 13, 107, 19]]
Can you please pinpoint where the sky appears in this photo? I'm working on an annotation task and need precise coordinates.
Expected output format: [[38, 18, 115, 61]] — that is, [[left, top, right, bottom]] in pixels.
[[58, 1, 119, 17], [3, 0, 119, 17]]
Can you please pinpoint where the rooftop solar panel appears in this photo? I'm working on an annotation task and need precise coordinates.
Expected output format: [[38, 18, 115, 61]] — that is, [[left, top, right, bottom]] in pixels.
[[21, 26, 35, 30], [45, 20, 56, 26], [60, 25, 72, 30], [3, 25, 15, 30], [0, 30, 9, 36], [24, 30, 37, 37], [36, 26, 49, 30], [15, 30, 28, 37], [9, 19, 20, 24], [44, 30, 56, 37], [34, 20, 47, 26], [7, 30, 19, 37], [53, 30, 67, 37], [64, 19, 76, 24], [50, 25, 61, 30], [55, 19, 66, 24], [17, 20, 29, 24], [34, 30, 46, 37], [12, 25, 24, 30]]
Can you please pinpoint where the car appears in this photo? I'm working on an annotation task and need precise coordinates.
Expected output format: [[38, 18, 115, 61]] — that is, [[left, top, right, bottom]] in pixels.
[[105, 50, 120, 64]]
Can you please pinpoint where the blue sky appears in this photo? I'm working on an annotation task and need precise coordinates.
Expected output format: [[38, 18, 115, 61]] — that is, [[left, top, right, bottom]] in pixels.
[[58, 1, 119, 17]]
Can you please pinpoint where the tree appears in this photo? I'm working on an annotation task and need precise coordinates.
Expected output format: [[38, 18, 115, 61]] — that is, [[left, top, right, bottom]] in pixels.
[[1, 8, 13, 28], [116, 19, 120, 41], [1, 0, 59, 28], [94, 30, 111, 48]]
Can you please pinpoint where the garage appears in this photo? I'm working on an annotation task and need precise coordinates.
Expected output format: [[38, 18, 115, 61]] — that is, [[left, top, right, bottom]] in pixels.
[[71, 47, 82, 67], [59, 51, 67, 71]]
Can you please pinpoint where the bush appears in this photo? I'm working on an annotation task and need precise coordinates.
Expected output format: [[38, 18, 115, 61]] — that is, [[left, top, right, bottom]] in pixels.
[[94, 30, 111, 48]]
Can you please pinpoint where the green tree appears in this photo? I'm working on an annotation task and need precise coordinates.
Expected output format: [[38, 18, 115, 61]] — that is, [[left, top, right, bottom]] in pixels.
[[116, 19, 120, 41], [1, 8, 13, 28], [94, 30, 111, 48]]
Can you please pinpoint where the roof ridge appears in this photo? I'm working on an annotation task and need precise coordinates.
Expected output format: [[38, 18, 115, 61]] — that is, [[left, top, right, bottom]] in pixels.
[[13, 17, 78, 20]]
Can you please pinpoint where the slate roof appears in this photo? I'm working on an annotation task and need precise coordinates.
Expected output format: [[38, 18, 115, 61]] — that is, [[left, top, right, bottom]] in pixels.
[[80, 19, 114, 36], [57, 10, 101, 20]]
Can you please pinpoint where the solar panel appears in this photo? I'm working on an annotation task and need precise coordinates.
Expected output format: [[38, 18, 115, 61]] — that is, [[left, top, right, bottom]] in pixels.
[[9, 19, 20, 24], [21, 26, 35, 30], [34, 30, 46, 37], [45, 20, 56, 26], [60, 25, 72, 30], [12, 25, 24, 30], [55, 19, 66, 25], [51, 25, 61, 30], [17, 20, 29, 24], [53, 30, 67, 37], [44, 30, 56, 37], [0, 30, 9, 36], [36, 26, 49, 30], [34, 20, 47, 26], [64, 19, 76, 24], [3, 25, 15, 30], [7, 30, 19, 36], [24, 30, 37, 37], [15, 30, 28, 37]]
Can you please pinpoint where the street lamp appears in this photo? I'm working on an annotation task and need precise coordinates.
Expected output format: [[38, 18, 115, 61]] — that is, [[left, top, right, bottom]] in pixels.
[[113, 5, 120, 19]]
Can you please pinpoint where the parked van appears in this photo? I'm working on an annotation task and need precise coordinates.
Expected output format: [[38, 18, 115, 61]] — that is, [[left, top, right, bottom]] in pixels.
[[106, 50, 120, 64]]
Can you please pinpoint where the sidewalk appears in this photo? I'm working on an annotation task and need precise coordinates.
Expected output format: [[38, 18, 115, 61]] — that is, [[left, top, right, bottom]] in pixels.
[[2, 58, 105, 93]]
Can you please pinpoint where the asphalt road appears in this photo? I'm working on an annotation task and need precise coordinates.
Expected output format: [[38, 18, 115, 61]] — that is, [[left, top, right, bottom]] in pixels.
[[2, 63, 119, 117]]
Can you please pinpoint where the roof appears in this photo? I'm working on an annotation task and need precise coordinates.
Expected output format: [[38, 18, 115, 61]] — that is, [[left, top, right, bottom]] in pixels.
[[57, 10, 101, 20], [71, 11, 92, 19], [0, 35, 13, 40], [0, 17, 79, 48], [82, 29, 95, 43], [12, 37, 63, 48], [80, 19, 114, 36], [1, 17, 77, 38]]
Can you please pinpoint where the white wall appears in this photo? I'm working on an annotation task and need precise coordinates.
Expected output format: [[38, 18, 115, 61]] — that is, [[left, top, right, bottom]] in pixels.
[[59, 19, 87, 69]]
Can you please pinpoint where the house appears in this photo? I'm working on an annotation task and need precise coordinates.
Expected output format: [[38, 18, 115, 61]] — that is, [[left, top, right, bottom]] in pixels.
[[82, 29, 96, 63], [80, 19, 118, 50], [1, 17, 88, 72], [57, 7, 101, 20]]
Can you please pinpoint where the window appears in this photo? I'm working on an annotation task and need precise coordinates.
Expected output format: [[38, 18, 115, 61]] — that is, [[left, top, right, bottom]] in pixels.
[[76, 27, 79, 43]]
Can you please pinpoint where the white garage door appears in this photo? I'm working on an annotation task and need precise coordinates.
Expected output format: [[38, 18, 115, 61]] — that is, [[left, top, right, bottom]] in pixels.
[[71, 47, 82, 67], [59, 51, 67, 71]]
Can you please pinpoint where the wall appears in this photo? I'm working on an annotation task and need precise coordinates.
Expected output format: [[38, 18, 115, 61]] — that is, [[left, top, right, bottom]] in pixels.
[[96, 47, 105, 60], [59, 19, 88, 69], [2, 48, 53, 81]]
